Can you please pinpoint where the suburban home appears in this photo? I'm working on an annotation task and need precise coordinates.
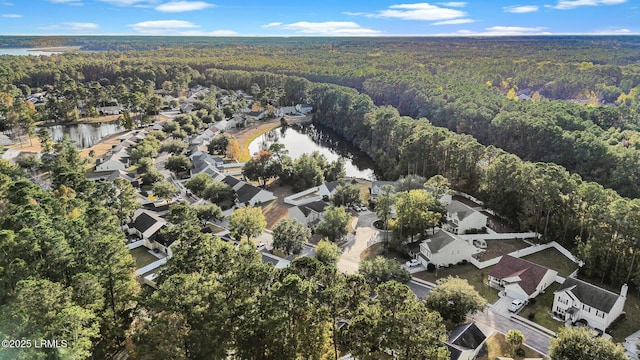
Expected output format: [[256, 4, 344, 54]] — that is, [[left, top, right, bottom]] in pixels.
[[553, 278, 627, 332], [488, 255, 558, 301], [97, 104, 122, 115], [247, 110, 268, 121], [105, 169, 140, 188], [95, 148, 130, 172], [295, 103, 313, 114], [288, 200, 329, 227], [262, 253, 291, 269], [445, 323, 488, 360], [416, 230, 483, 267], [443, 200, 488, 234], [318, 181, 341, 199], [230, 178, 276, 206], [124, 209, 167, 247], [369, 181, 397, 200]]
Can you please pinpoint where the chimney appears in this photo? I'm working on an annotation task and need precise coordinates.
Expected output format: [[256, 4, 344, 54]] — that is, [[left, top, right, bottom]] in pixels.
[[621, 283, 628, 298]]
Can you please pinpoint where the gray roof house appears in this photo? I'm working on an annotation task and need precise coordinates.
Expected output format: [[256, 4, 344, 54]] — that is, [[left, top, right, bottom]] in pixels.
[[288, 200, 330, 227], [553, 278, 627, 332], [445, 323, 488, 360], [417, 230, 482, 267]]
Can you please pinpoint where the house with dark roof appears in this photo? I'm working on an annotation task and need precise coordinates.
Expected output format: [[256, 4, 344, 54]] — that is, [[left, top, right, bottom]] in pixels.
[[261, 253, 291, 269], [318, 181, 342, 199], [417, 230, 482, 267], [443, 200, 488, 235], [553, 278, 627, 332], [488, 255, 557, 301], [228, 177, 276, 206], [288, 200, 330, 227], [445, 323, 488, 360]]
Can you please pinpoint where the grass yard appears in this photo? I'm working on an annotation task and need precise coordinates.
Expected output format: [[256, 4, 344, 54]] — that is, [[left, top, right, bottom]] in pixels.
[[413, 263, 500, 304], [479, 333, 546, 360], [522, 248, 579, 277], [130, 247, 160, 269], [519, 282, 563, 334]]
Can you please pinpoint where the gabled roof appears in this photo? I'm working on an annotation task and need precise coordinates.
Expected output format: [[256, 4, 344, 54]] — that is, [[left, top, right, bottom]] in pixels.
[[557, 278, 621, 313], [423, 230, 458, 254], [222, 176, 241, 188], [235, 183, 262, 204], [298, 200, 329, 217], [445, 200, 479, 220], [489, 255, 553, 295], [322, 181, 340, 193], [370, 181, 397, 195], [446, 323, 487, 360]]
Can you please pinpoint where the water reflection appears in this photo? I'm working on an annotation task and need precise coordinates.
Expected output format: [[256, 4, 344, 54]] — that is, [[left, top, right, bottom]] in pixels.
[[40, 122, 124, 148], [249, 124, 379, 180]]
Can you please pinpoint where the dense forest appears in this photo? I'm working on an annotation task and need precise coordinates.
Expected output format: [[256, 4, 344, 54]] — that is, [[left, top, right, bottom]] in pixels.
[[2, 36, 640, 357]]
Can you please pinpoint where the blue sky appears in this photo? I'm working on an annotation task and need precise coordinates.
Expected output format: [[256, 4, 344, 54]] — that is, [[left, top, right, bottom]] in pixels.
[[0, 0, 638, 36]]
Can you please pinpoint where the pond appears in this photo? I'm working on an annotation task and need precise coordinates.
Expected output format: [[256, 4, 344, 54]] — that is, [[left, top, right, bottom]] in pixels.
[[39, 122, 124, 148], [248, 124, 380, 180], [0, 48, 63, 56]]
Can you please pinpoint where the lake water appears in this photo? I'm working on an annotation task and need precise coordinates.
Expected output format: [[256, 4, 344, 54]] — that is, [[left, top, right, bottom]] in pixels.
[[249, 124, 379, 180], [39, 122, 124, 148], [0, 48, 63, 56]]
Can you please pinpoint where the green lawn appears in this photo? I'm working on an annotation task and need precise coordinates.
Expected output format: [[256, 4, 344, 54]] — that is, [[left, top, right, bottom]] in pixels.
[[130, 247, 160, 269], [519, 282, 563, 334], [413, 263, 500, 304], [522, 248, 579, 277]]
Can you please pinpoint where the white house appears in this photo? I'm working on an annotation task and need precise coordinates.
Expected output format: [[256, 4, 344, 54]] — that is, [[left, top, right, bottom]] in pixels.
[[417, 230, 482, 267], [288, 200, 329, 227], [95, 149, 129, 172], [318, 181, 341, 199], [369, 181, 397, 201], [445, 323, 488, 360], [97, 104, 122, 115], [488, 255, 558, 301], [233, 181, 276, 206], [443, 200, 488, 235], [553, 277, 627, 332], [295, 103, 313, 114]]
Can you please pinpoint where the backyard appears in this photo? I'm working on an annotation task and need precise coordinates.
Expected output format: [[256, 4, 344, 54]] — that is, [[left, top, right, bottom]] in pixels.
[[130, 247, 160, 269], [475, 239, 530, 262], [522, 248, 579, 277]]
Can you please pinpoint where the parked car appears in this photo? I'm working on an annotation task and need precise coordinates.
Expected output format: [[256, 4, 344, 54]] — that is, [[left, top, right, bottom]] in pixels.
[[508, 299, 526, 312], [405, 259, 420, 268], [256, 242, 266, 251]]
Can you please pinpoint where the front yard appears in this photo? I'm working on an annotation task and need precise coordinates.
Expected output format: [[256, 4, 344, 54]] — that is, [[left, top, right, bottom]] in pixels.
[[518, 282, 563, 334], [479, 333, 545, 360], [413, 263, 500, 304]]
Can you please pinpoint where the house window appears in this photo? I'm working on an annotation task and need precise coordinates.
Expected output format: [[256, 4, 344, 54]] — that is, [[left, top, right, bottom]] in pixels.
[[582, 304, 590, 312]]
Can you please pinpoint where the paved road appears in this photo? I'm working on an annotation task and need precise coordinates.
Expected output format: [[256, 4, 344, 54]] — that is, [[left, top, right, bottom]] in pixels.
[[471, 307, 552, 355], [408, 279, 432, 300]]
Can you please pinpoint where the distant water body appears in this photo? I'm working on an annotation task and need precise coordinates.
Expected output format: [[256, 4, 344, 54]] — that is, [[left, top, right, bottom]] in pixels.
[[0, 48, 63, 56]]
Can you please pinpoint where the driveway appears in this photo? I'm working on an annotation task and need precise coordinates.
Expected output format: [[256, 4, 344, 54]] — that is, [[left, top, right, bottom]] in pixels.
[[337, 211, 379, 274], [492, 295, 519, 316]]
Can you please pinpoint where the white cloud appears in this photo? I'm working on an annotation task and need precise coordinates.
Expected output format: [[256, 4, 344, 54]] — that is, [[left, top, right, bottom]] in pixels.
[[262, 21, 381, 36], [129, 19, 199, 33], [504, 5, 539, 13], [546, 0, 627, 10], [436, 2, 467, 7], [483, 26, 550, 35], [48, 0, 83, 5], [262, 22, 283, 28], [155, 1, 214, 12], [98, 0, 154, 6], [1, 13, 21, 17], [370, 3, 467, 21], [431, 18, 474, 25], [593, 27, 633, 34], [40, 22, 100, 31]]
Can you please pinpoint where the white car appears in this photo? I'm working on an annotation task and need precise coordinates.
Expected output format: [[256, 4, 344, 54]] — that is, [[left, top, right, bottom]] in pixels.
[[508, 299, 526, 313], [405, 259, 420, 268], [256, 242, 266, 251]]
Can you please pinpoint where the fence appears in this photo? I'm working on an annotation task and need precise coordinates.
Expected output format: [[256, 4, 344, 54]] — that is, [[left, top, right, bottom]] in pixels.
[[470, 241, 580, 270], [284, 187, 322, 206]]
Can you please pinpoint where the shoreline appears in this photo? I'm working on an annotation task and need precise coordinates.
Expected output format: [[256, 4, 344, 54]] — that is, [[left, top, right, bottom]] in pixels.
[[27, 46, 82, 53]]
